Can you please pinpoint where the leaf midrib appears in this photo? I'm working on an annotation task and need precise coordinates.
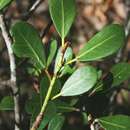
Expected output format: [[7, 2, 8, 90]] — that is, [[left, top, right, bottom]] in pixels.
[[57, 106, 77, 111], [100, 119, 126, 129], [113, 68, 127, 79], [0, 0, 11, 9], [77, 35, 116, 59], [61, 0, 64, 39], [51, 118, 64, 130], [17, 29, 45, 68], [0, 0, 6, 6], [54, 122, 62, 130], [61, 73, 94, 95]]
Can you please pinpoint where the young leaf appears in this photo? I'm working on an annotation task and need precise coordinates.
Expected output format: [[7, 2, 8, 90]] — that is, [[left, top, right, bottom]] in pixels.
[[82, 112, 88, 125], [38, 102, 57, 130], [54, 47, 73, 74], [97, 70, 102, 80], [47, 40, 57, 67], [60, 66, 97, 96], [11, 21, 46, 70], [59, 65, 75, 77], [0, 96, 14, 111], [77, 24, 125, 61], [49, 0, 76, 38], [0, 0, 12, 10], [111, 62, 130, 86], [48, 114, 65, 130], [99, 115, 130, 130]]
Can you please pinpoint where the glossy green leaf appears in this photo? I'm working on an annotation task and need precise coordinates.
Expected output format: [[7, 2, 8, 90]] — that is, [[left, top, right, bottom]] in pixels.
[[47, 40, 57, 67], [12, 21, 46, 69], [111, 62, 130, 86], [49, 0, 76, 38], [60, 66, 97, 96], [48, 114, 65, 130], [38, 102, 57, 130], [0, 0, 12, 10], [54, 47, 73, 73], [0, 96, 14, 111], [99, 115, 130, 130], [77, 24, 125, 61]]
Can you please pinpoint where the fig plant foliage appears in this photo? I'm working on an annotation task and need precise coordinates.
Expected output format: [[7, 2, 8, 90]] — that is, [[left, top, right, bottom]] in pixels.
[[1, 0, 130, 130]]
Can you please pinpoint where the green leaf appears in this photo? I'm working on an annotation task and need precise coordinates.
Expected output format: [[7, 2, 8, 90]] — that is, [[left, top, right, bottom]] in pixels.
[[30, 107, 40, 127], [11, 21, 46, 70], [111, 62, 130, 86], [60, 66, 97, 96], [59, 65, 75, 77], [47, 40, 57, 67], [82, 112, 88, 125], [49, 0, 76, 38], [54, 47, 73, 74], [99, 115, 130, 130], [97, 70, 102, 80], [48, 114, 65, 130], [40, 76, 49, 101], [77, 24, 125, 61], [40, 77, 61, 101], [54, 100, 79, 112], [0, 0, 12, 10], [69, 98, 79, 106], [38, 102, 57, 130], [27, 66, 40, 76], [89, 81, 103, 96], [89, 72, 113, 95], [25, 93, 41, 114], [0, 96, 14, 111]]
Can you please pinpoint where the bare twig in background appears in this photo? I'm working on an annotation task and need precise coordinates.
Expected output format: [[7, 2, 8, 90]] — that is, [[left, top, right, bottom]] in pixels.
[[114, 0, 130, 63], [122, 87, 130, 92], [0, 80, 11, 87], [29, 0, 43, 14], [104, 84, 130, 115], [22, 0, 44, 20], [0, 80, 13, 92], [40, 20, 53, 38], [0, 14, 20, 130], [125, 16, 130, 40], [114, 49, 123, 63], [109, 0, 130, 114]]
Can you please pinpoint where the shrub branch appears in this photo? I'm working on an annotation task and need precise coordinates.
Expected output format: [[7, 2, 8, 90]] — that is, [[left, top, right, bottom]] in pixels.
[[0, 14, 20, 130]]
